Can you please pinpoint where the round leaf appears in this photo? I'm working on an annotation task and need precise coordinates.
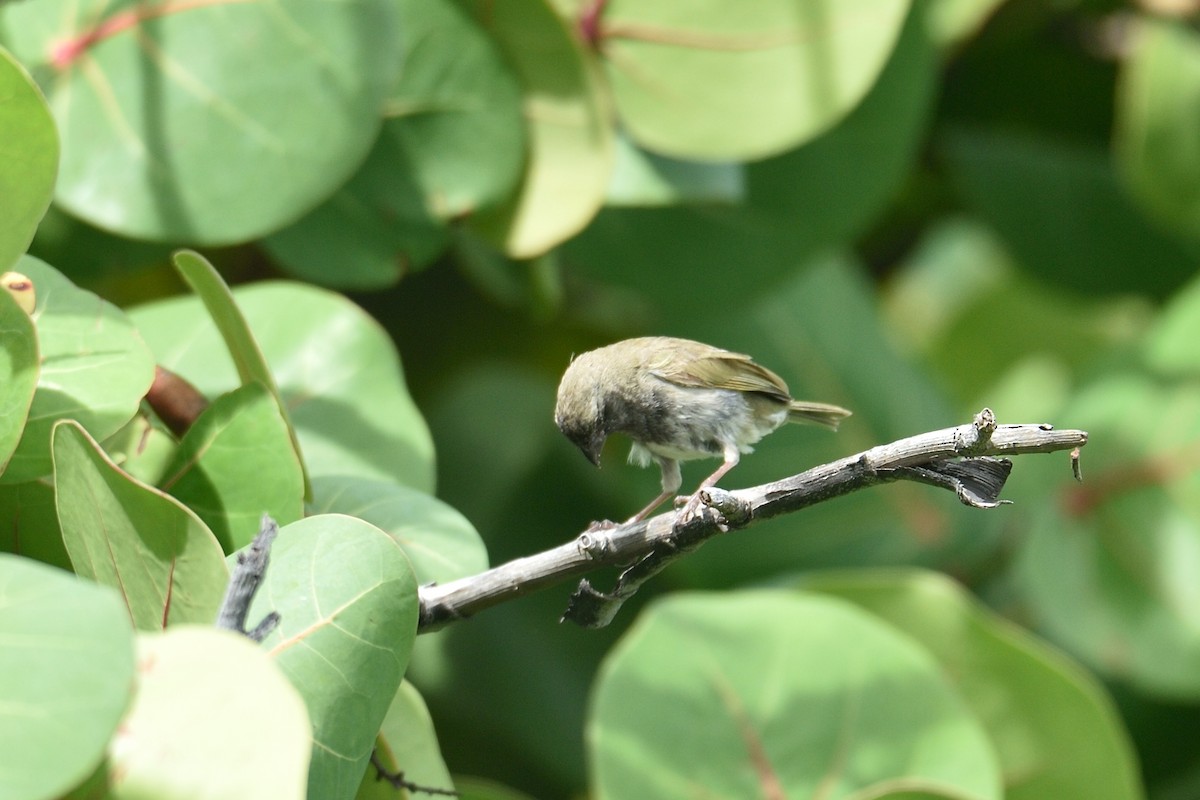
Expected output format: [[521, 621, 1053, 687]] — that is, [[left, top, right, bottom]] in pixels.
[[52, 420, 229, 630], [589, 591, 1002, 800], [800, 569, 1143, 800], [130, 281, 435, 492], [109, 626, 310, 800], [0, 0, 400, 244], [597, 0, 911, 159], [2, 256, 156, 484], [0, 47, 57, 270], [248, 514, 419, 799], [310, 474, 487, 585], [562, 4, 935, 323], [0, 554, 134, 800]]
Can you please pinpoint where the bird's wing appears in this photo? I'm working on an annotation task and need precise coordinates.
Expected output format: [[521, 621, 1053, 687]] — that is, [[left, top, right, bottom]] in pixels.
[[650, 349, 792, 403]]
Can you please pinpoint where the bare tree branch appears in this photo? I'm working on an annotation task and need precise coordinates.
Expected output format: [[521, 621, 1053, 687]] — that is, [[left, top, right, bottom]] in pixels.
[[417, 409, 1087, 632]]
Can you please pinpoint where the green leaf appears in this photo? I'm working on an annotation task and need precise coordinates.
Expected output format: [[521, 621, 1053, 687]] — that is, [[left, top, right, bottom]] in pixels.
[[589, 590, 1002, 800], [0, 0, 400, 244], [0, 554, 134, 800], [0, 278, 38, 476], [597, 0, 911, 159], [249, 514, 419, 800], [265, 0, 527, 286], [130, 281, 435, 493], [262, 134, 448, 289], [800, 569, 1144, 800], [357, 681, 456, 799], [465, 0, 613, 258], [0, 47, 57, 270], [2, 256, 156, 484], [161, 383, 305, 553], [1115, 18, 1200, 242], [1016, 374, 1200, 698], [562, 3, 935, 322], [0, 480, 69, 570], [310, 475, 487, 585], [52, 420, 228, 631], [942, 128, 1197, 297], [108, 626, 310, 800]]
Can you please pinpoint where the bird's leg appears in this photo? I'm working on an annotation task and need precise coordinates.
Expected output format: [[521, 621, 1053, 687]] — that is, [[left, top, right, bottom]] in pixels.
[[628, 458, 682, 523], [678, 447, 741, 522]]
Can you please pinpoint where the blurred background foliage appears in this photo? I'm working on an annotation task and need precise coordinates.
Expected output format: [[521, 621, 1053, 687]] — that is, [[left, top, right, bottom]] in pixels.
[[5, 0, 1200, 796]]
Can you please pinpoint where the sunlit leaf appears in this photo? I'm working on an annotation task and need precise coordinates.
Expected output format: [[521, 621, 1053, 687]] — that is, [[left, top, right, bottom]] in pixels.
[[248, 515, 419, 798], [109, 627, 310, 800], [0, 0, 401, 244], [0, 554, 134, 800], [0, 47, 57, 270], [2, 256, 156, 484], [131, 282, 435, 493], [596, 0, 911, 159]]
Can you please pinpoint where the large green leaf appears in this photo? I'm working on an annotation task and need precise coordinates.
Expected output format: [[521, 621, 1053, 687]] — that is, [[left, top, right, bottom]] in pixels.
[[52, 420, 228, 630], [249, 515, 419, 800], [465, 0, 613, 258], [130, 281, 435, 492], [310, 474, 487, 585], [0, 0, 400, 244], [357, 681, 455, 799], [562, 2, 935, 322], [108, 626, 310, 800], [0, 554, 134, 800], [1015, 374, 1200, 698], [160, 383, 305, 553], [589, 591, 1001, 800], [595, 0, 911, 159], [265, 0, 526, 286], [0, 277, 39, 476], [800, 569, 1144, 800], [2, 256, 156, 484], [0, 47, 57, 270], [1115, 18, 1200, 242]]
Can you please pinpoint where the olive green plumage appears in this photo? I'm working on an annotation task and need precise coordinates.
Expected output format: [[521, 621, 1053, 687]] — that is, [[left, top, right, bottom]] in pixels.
[[555, 336, 850, 521]]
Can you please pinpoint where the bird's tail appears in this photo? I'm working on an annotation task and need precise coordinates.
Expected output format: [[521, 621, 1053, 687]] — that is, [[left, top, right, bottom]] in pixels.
[[787, 401, 852, 430]]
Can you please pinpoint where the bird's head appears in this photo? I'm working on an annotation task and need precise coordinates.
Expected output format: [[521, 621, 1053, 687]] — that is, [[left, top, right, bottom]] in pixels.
[[554, 352, 608, 467]]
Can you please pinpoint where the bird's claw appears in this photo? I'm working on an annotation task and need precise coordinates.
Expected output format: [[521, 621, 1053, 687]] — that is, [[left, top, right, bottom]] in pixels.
[[673, 491, 711, 526], [585, 518, 620, 533]]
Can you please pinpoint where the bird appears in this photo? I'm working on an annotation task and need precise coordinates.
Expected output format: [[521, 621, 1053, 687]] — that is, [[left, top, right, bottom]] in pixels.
[[554, 336, 850, 522]]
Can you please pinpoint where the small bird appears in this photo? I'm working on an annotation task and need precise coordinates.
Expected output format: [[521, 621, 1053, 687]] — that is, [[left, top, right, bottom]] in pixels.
[[555, 336, 850, 522]]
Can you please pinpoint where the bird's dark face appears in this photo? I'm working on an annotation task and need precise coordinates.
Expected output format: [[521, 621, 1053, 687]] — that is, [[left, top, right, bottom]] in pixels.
[[556, 414, 606, 467]]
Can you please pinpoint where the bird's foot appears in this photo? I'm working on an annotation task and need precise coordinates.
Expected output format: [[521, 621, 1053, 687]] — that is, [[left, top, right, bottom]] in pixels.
[[673, 492, 710, 526], [585, 518, 620, 533]]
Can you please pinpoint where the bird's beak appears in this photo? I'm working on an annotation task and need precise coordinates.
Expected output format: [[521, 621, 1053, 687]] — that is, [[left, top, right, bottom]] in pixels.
[[580, 434, 604, 468]]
